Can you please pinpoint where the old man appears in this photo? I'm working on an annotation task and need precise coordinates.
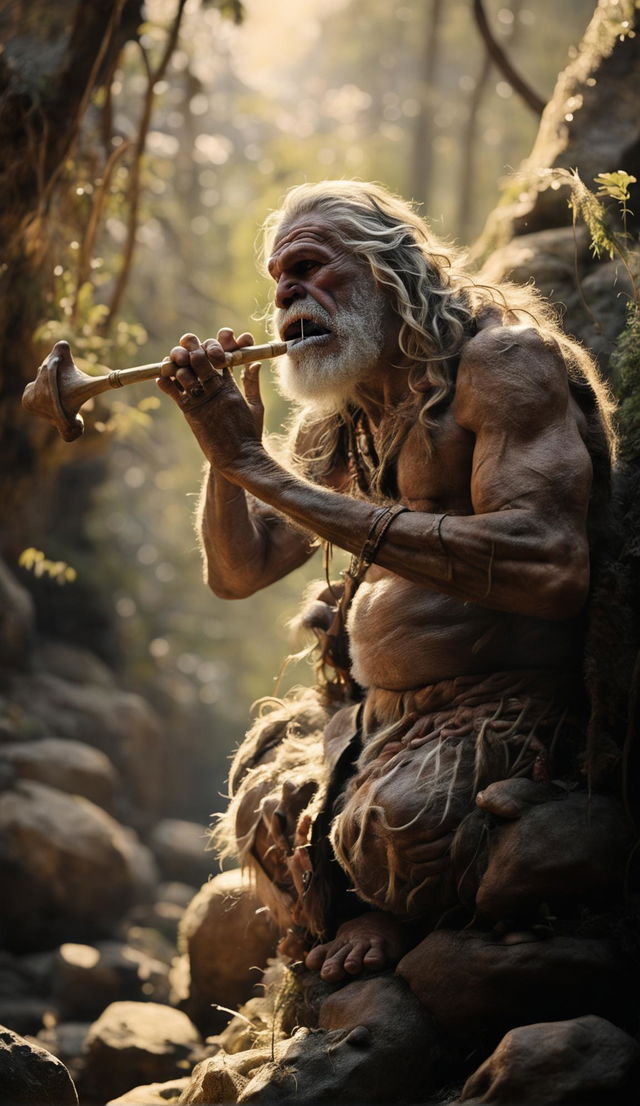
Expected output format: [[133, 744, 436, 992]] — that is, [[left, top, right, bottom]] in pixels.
[[159, 181, 625, 997]]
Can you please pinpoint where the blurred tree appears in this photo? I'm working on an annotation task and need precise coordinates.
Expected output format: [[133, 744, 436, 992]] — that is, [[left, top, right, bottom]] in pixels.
[[408, 0, 444, 209], [0, 0, 143, 544]]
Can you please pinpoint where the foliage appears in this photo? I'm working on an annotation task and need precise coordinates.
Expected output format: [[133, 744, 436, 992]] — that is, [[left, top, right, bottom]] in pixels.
[[610, 300, 640, 462], [543, 166, 640, 463], [35, 270, 148, 378], [18, 548, 77, 584]]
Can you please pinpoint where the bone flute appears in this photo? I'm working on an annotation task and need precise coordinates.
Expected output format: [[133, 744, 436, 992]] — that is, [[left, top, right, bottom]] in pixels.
[[108, 340, 294, 388], [22, 339, 294, 441]]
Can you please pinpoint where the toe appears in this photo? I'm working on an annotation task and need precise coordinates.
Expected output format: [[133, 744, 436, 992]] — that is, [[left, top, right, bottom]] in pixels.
[[362, 941, 387, 970], [305, 943, 328, 971], [343, 941, 369, 975], [320, 944, 351, 980]]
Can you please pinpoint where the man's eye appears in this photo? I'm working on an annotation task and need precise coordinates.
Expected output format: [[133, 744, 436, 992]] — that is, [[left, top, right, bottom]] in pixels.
[[295, 260, 319, 275]]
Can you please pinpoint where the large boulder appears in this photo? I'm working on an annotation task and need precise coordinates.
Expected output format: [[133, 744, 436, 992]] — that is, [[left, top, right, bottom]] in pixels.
[[479, 229, 633, 371], [397, 927, 632, 1051], [457, 1015, 640, 1104], [177, 870, 278, 1035], [78, 1001, 202, 1102], [32, 640, 116, 689], [6, 672, 167, 821], [0, 737, 118, 810], [51, 940, 171, 1020], [0, 1023, 77, 1105], [182, 975, 437, 1105], [134, 882, 199, 945], [149, 819, 214, 887], [0, 780, 148, 950]]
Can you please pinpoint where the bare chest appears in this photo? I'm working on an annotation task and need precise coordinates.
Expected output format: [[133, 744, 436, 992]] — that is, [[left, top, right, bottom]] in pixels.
[[393, 409, 475, 513]]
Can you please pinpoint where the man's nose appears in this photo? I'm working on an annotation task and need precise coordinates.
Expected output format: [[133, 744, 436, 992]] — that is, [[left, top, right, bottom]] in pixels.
[[274, 274, 305, 309]]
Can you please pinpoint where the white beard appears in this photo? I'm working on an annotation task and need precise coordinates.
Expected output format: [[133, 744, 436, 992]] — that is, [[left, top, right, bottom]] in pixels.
[[272, 279, 387, 415]]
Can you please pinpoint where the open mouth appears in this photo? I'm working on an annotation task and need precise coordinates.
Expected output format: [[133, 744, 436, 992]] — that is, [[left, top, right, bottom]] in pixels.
[[283, 318, 333, 344]]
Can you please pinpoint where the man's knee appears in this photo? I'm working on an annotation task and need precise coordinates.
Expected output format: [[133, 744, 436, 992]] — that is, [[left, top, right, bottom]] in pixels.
[[331, 772, 458, 916]]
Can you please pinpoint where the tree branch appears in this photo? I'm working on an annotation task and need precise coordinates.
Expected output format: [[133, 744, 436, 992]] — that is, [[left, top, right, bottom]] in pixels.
[[105, 0, 187, 329], [73, 139, 132, 319], [472, 0, 545, 117]]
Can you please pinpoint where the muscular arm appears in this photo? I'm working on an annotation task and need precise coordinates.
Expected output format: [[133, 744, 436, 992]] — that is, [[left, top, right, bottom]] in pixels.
[[171, 325, 593, 619], [197, 465, 315, 599], [163, 332, 317, 600]]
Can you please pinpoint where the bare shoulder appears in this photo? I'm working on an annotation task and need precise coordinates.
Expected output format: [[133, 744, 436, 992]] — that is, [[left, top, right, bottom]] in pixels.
[[454, 323, 571, 433]]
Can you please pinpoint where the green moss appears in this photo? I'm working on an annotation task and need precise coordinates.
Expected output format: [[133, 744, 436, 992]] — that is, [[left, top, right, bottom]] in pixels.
[[611, 300, 640, 461]]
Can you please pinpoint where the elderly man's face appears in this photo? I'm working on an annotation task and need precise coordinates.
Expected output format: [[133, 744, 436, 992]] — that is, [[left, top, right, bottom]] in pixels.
[[268, 216, 393, 411]]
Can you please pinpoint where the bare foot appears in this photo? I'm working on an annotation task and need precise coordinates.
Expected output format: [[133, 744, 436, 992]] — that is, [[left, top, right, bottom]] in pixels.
[[305, 912, 409, 982]]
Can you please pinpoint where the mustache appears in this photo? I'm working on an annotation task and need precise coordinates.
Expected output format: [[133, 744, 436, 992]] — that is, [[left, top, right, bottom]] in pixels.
[[273, 297, 333, 336]]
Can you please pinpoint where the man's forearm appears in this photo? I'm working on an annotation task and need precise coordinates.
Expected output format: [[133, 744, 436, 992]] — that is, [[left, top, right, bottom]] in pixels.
[[197, 466, 259, 597], [198, 464, 314, 599], [231, 447, 588, 620]]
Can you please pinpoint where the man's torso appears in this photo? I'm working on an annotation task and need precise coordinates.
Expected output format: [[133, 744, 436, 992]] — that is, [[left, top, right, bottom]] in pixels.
[[343, 357, 588, 691]]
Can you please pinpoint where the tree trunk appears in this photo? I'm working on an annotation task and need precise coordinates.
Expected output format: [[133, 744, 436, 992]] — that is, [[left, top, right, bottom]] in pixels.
[[0, 0, 142, 553]]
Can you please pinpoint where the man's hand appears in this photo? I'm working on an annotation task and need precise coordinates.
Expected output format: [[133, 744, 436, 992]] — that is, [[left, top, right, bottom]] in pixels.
[[157, 329, 265, 477]]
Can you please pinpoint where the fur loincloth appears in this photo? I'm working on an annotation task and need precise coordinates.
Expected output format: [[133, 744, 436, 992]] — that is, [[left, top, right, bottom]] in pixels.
[[213, 670, 586, 938], [331, 668, 586, 920]]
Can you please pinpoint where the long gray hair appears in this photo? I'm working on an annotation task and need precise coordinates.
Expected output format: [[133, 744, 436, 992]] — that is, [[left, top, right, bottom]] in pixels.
[[262, 180, 616, 503]]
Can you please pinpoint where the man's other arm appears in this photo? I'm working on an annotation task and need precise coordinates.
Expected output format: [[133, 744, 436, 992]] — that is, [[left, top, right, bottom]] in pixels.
[[197, 464, 316, 599]]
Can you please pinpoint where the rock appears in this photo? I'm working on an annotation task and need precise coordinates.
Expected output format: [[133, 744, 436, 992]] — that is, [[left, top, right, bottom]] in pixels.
[[149, 819, 214, 887], [0, 737, 118, 810], [119, 923, 177, 967], [107, 1077, 189, 1104], [474, 6, 640, 245], [35, 1021, 91, 1075], [178, 870, 278, 1035], [397, 927, 632, 1050], [33, 639, 115, 689], [212, 996, 274, 1056], [473, 784, 631, 922], [15, 949, 58, 992], [0, 694, 44, 743], [0, 998, 58, 1037], [0, 560, 35, 670], [159, 882, 199, 910], [0, 951, 41, 1000], [51, 940, 170, 1020], [178, 1047, 273, 1105], [79, 1001, 202, 1102], [138, 884, 197, 943], [457, 1015, 640, 1104], [0, 780, 146, 951], [479, 229, 632, 373], [0, 1023, 77, 1105], [144, 901, 187, 944], [7, 672, 167, 821], [205, 975, 438, 1104], [121, 830, 160, 905]]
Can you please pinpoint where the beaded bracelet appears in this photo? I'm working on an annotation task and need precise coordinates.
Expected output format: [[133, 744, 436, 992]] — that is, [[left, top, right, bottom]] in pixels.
[[348, 503, 409, 582]]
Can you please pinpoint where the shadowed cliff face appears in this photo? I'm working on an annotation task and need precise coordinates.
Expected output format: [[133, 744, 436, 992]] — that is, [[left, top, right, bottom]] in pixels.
[[475, 1, 640, 373]]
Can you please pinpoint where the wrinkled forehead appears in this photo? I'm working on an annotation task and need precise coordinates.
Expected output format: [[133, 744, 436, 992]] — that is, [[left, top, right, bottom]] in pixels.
[[268, 215, 345, 267]]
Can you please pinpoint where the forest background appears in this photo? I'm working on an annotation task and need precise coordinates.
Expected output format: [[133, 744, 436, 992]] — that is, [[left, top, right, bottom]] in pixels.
[[0, 0, 605, 819]]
